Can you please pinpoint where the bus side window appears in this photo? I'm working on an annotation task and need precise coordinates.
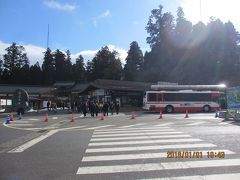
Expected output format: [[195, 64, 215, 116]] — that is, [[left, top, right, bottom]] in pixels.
[[148, 93, 157, 101], [157, 94, 162, 101]]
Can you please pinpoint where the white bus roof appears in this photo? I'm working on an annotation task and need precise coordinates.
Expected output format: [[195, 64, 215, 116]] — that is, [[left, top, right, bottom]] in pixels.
[[146, 90, 221, 93], [151, 84, 226, 91]]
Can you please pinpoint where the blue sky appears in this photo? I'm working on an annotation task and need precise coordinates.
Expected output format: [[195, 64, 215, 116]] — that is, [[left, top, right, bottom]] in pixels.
[[0, 0, 239, 65]]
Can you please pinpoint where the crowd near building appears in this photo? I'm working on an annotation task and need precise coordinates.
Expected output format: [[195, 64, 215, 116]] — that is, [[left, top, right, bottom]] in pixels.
[[0, 79, 153, 111], [0, 79, 227, 113]]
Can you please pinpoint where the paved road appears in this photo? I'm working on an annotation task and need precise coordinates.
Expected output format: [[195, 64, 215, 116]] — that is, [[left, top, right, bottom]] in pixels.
[[0, 112, 240, 179]]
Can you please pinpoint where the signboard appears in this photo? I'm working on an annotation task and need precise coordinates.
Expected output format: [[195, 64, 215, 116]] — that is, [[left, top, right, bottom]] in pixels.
[[226, 86, 240, 109], [92, 89, 105, 96]]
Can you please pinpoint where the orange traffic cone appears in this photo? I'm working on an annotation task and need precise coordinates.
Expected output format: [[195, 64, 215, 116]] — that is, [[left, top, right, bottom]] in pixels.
[[159, 110, 163, 119], [100, 113, 104, 120], [44, 113, 48, 122], [10, 113, 14, 121], [184, 110, 189, 118], [131, 112, 136, 119], [70, 113, 75, 122]]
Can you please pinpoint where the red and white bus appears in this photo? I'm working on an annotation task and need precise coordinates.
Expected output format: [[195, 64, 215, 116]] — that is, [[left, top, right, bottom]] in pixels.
[[143, 90, 225, 113]]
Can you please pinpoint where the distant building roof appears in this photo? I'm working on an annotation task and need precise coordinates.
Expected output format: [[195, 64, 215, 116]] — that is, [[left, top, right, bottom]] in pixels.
[[72, 79, 153, 93], [91, 79, 152, 91], [71, 83, 90, 93], [53, 81, 75, 87], [0, 85, 54, 95]]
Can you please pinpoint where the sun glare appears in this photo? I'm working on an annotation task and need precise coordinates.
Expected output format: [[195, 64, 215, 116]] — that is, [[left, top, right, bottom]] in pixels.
[[181, 0, 240, 25]]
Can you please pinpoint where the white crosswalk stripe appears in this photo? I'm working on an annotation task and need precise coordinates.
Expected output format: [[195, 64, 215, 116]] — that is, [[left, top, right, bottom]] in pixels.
[[86, 143, 217, 153], [138, 173, 240, 180], [90, 134, 191, 141], [88, 138, 202, 146], [77, 159, 240, 174], [186, 122, 207, 126], [93, 128, 175, 134], [92, 131, 184, 138], [76, 125, 239, 178]]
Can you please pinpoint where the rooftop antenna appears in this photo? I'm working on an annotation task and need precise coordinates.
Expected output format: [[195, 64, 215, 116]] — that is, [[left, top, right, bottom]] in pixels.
[[47, 24, 49, 48]]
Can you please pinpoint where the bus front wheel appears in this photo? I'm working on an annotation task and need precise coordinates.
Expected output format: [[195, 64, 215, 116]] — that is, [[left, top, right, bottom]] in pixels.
[[165, 105, 174, 113], [203, 105, 211, 112]]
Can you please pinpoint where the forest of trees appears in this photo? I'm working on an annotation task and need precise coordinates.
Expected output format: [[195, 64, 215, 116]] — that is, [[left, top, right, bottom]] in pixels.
[[0, 5, 240, 86]]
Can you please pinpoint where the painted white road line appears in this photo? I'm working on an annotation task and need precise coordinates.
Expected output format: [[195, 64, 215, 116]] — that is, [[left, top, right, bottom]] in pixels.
[[93, 129, 175, 135], [92, 131, 184, 138], [9, 124, 33, 126], [90, 134, 191, 141], [11, 121, 29, 124], [76, 158, 240, 174], [118, 123, 146, 128], [83, 125, 115, 130], [95, 127, 171, 132], [86, 143, 216, 153], [138, 173, 240, 180], [154, 123, 174, 127], [52, 117, 58, 120], [219, 122, 230, 125], [189, 117, 216, 120], [82, 149, 234, 162], [8, 129, 59, 153], [88, 138, 202, 146], [27, 118, 40, 121], [59, 126, 86, 131], [187, 122, 207, 126]]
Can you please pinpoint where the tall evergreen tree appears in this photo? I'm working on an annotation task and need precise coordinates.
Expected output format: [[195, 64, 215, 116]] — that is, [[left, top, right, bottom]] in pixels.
[[124, 41, 143, 81], [2, 43, 29, 84], [3, 42, 29, 73], [29, 62, 42, 85], [85, 60, 93, 81], [0, 55, 3, 82], [53, 49, 66, 81], [91, 46, 122, 80], [65, 50, 73, 80], [174, 7, 192, 48], [42, 48, 55, 84], [73, 54, 86, 82], [144, 5, 175, 82]]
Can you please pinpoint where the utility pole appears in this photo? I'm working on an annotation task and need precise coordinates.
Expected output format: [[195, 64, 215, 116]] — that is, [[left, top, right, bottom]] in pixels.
[[47, 24, 49, 48], [200, 0, 202, 21]]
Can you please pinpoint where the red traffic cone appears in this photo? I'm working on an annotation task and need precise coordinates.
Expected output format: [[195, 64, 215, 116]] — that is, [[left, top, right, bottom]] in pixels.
[[131, 112, 136, 119], [70, 113, 75, 122], [44, 113, 48, 122], [10, 113, 14, 121], [100, 113, 104, 120], [185, 110, 189, 118], [159, 110, 163, 119]]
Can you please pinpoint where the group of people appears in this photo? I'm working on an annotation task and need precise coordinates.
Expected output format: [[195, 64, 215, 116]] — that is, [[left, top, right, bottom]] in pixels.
[[74, 100, 120, 117], [46, 99, 120, 117], [46, 101, 57, 111]]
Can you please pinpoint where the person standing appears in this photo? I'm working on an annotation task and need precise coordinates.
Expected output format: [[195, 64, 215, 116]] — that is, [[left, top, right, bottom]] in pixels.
[[110, 101, 115, 115], [89, 101, 95, 117], [82, 101, 87, 117], [47, 101, 50, 111], [103, 102, 109, 116], [115, 101, 120, 114], [95, 102, 99, 117]]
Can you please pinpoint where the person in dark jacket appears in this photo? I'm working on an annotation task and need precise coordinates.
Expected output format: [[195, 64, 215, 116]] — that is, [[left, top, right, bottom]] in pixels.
[[89, 101, 95, 117], [115, 101, 120, 114], [82, 101, 87, 117], [102, 102, 109, 116], [110, 101, 115, 115], [95, 102, 99, 117]]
